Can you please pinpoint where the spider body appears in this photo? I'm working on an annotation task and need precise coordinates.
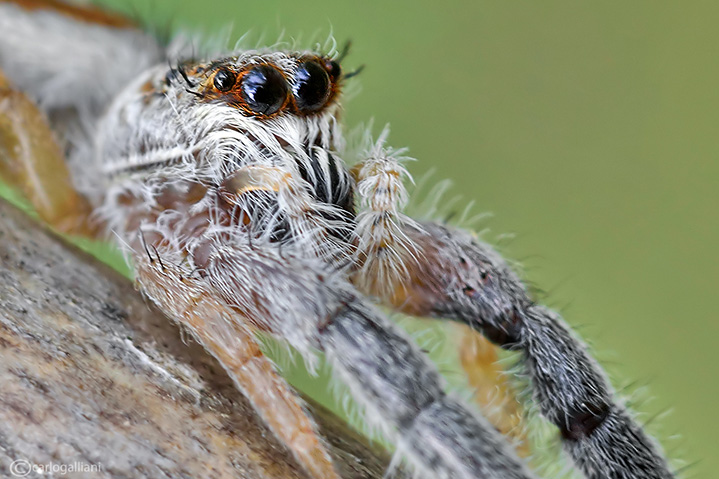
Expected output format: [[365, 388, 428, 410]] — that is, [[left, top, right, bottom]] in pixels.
[[0, 1, 676, 478]]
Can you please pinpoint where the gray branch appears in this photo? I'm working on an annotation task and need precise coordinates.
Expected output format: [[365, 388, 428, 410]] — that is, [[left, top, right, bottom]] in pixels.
[[0, 198, 394, 479]]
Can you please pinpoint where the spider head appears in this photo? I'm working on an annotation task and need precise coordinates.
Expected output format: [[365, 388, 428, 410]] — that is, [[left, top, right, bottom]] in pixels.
[[96, 50, 355, 257], [99, 50, 350, 184]]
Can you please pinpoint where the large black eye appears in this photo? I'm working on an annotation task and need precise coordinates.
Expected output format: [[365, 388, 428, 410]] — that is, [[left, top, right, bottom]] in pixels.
[[293, 61, 331, 112], [240, 65, 288, 116], [213, 69, 236, 92]]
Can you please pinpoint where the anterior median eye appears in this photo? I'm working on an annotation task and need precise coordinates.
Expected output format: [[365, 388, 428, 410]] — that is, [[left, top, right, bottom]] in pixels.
[[240, 65, 289, 116], [292, 61, 331, 112]]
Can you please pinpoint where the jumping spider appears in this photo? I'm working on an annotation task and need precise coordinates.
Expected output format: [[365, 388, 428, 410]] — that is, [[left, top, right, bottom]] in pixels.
[[0, 1, 675, 478]]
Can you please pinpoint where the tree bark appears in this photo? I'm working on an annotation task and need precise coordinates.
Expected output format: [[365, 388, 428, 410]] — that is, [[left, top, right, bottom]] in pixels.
[[0, 198, 396, 479]]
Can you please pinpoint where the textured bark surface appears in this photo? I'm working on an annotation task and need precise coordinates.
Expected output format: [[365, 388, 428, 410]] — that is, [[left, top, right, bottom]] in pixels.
[[0, 198, 394, 479]]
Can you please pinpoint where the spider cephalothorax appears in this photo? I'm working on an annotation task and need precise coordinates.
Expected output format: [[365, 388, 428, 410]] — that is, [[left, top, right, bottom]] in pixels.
[[95, 51, 356, 264], [0, 2, 676, 479]]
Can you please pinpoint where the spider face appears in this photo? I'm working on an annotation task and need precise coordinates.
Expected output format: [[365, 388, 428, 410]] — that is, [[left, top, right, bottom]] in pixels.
[[102, 51, 345, 178]]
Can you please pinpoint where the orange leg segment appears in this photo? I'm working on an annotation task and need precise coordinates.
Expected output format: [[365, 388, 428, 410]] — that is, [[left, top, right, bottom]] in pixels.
[[458, 327, 529, 456], [135, 250, 341, 479], [0, 69, 99, 236]]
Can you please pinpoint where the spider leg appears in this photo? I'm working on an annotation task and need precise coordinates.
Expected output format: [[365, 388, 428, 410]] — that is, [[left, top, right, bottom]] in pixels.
[[133, 243, 341, 479], [458, 328, 529, 455], [349, 135, 673, 477], [0, 69, 99, 236], [368, 220, 675, 479], [192, 230, 538, 479], [350, 135, 529, 451]]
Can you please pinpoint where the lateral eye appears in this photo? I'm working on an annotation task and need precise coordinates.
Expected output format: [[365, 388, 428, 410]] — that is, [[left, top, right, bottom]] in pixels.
[[326, 60, 341, 81], [240, 65, 289, 116], [293, 61, 331, 112], [213, 69, 236, 92]]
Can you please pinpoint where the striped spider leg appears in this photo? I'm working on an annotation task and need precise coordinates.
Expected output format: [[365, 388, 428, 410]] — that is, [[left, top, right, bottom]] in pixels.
[[350, 136, 675, 478]]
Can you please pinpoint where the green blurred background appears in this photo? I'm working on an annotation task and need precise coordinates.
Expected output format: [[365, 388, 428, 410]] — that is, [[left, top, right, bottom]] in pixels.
[[7, 0, 719, 476]]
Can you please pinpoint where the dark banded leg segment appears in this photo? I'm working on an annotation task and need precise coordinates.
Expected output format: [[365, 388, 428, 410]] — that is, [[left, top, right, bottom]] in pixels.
[[198, 236, 539, 479], [369, 221, 674, 479]]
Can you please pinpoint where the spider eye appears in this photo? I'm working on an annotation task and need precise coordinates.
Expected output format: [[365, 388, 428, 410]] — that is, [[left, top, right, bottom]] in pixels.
[[293, 61, 331, 112], [213, 69, 236, 92], [326, 60, 341, 81], [240, 65, 288, 116]]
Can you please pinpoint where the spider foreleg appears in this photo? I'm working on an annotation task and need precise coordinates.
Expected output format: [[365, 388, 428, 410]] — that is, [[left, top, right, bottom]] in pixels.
[[195, 234, 538, 479], [0, 69, 98, 236], [380, 221, 674, 478], [133, 246, 340, 479], [350, 138, 528, 451]]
